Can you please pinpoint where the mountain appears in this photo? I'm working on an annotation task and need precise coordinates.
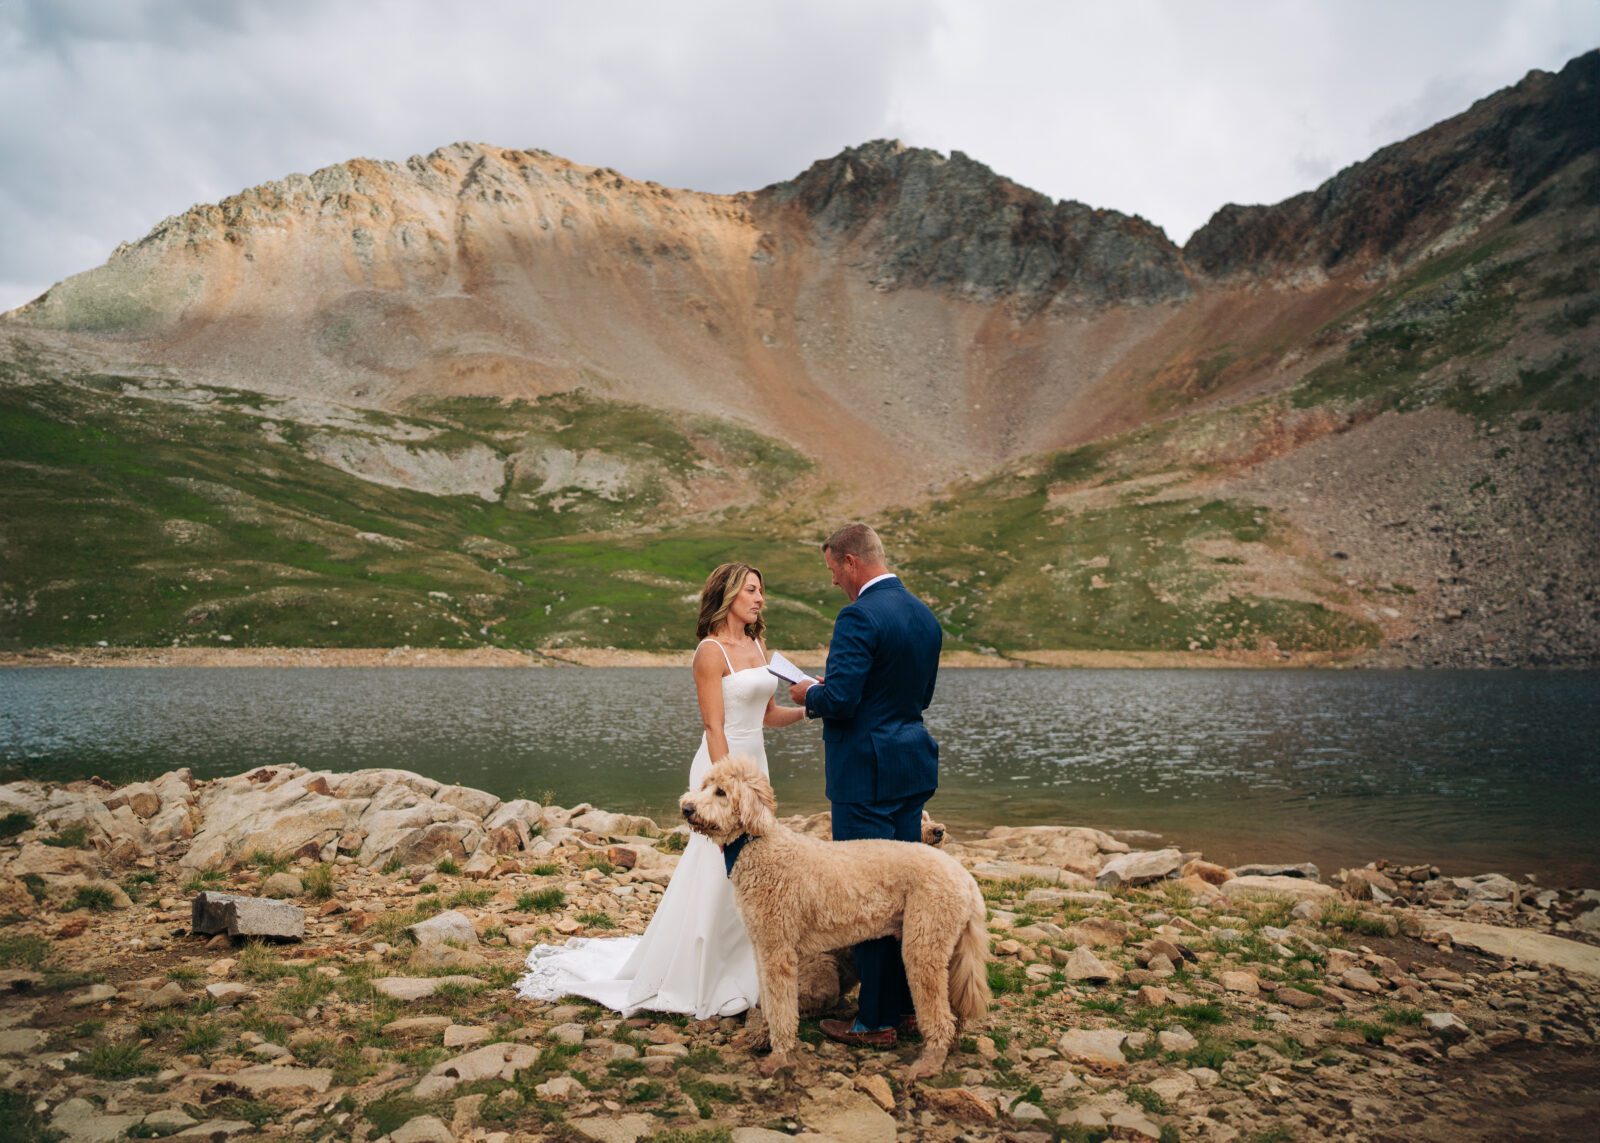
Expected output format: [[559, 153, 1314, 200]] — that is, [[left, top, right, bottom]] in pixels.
[[2, 52, 1596, 664]]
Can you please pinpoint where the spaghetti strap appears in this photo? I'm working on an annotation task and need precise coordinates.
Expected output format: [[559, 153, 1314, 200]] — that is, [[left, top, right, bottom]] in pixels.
[[696, 637, 735, 674]]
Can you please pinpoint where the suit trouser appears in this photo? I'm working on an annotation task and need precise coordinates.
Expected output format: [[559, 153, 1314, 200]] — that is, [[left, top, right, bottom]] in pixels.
[[829, 791, 931, 1029]]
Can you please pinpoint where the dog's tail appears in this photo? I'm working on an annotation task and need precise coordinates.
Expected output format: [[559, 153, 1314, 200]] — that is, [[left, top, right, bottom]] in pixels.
[[948, 889, 991, 1022]]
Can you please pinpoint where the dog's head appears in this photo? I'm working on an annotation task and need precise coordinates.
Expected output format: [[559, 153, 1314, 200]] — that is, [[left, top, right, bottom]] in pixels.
[[680, 756, 777, 845], [920, 810, 947, 847]]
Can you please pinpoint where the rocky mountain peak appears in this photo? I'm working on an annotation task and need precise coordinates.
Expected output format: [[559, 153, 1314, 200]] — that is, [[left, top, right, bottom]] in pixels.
[[759, 139, 1191, 308], [1185, 50, 1600, 281]]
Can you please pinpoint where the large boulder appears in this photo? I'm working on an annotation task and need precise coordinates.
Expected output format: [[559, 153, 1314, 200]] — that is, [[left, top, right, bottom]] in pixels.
[[1096, 848, 1184, 888]]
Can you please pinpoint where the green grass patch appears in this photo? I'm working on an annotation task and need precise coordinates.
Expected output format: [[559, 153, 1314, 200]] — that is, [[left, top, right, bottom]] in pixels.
[[576, 911, 615, 930], [0, 811, 34, 839], [41, 823, 90, 848], [0, 933, 51, 970], [447, 888, 492, 908], [521, 888, 566, 912], [67, 885, 118, 912], [304, 862, 336, 900], [986, 962, 1030, 995], [74, 1038, 158, 1079], [435, 856, 462, 876]]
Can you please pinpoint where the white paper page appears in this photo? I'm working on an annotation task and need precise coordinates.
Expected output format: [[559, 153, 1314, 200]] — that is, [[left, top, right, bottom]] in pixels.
[[766, 650, 816, 686]]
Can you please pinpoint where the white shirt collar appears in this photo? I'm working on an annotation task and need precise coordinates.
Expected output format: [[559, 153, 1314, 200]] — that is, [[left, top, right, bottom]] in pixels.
[[858, 572, 898, 597]]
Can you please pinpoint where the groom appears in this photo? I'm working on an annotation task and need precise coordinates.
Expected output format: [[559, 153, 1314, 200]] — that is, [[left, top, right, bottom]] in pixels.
[[788, 522, 942, 1046]]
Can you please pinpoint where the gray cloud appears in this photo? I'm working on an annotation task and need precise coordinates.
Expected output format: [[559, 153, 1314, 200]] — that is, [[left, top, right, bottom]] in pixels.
[[2, 0, 1596, 310]]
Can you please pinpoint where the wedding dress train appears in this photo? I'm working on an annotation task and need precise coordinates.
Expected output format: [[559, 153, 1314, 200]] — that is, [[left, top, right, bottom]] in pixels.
[[514, 643, 775, 1018]]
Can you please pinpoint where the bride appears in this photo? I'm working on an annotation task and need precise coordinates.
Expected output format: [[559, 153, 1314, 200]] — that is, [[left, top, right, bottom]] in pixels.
[[515, 561, 806, 1017]]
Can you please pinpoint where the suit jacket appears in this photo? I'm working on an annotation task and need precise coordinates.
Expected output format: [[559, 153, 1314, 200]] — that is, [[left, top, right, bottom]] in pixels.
[[804, 577, 942, 804]]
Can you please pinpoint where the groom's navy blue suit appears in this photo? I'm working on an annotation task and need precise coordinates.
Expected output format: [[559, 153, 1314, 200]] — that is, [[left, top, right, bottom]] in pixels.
[[804, 575, 942, 1029]]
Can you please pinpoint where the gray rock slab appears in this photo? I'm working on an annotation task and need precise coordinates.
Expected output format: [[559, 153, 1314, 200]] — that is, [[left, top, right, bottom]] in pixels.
[[373, 975, 483, 1000], [0, 1028, 48, 1056], [798, 1088, 897, 1143], [1058, 1028, 1128, 1068], [212, 1065, 332, 1095], [391, 1115, 456, 1143], [406, 909, 478, 948], [1096, 848, 1183, 889], [1434, 920, 1600, 978], [569, 1114, 660, 1143], [1235, 862, 1320, 880], [191, 892, 305, 941], [50, 1097, 144, 1143], [1220, 875, 1339, 903], [412, 1041, 542, 1099], [171, 1122, 256, 1139]]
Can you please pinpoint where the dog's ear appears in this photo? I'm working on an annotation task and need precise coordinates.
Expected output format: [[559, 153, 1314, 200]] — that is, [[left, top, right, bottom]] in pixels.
[[726, 759, 777, 837]]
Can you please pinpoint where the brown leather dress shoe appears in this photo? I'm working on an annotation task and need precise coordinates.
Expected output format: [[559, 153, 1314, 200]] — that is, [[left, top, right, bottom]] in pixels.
[[819, 1018, 896, 1048]]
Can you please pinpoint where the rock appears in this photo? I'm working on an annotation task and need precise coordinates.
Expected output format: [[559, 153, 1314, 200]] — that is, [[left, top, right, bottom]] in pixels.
[[409, 943, 487, 970], [1096, 848, 1183, 888], [1063, 947, 1120, 983], [413, 1042, 542, 1099], [1451, 873, 1520, 904], [373, 975, 482, 1000], [143, 981, 187, 1010], [1275, 987, 1321, 1009], [0, 1028, 48, 1056], [535, 1075, 587, 1100], [50, 1097, 144, 1143], [569, 1113, 659, 1143], [219, 1065, 333, 1095], [643, 1041, 686, 1057], [1158, 1026, 1198, 1052], [444, 1024, 491, 1048], [857, 1073, 894, 1112], [1423, 1012, 1472, 1042], [1235, 862, 1320, 880], [141, 1110, 199, 1133], [170, 1122, 255, 1140], [1135, 985, 1172, 1008], [191, 892, 306, 941], [1057, 1028, 1127, 1068], [385, 1015, 454, 1038], [65, 983, 118, 1007], [1062, 918, 1130, 947], [569, 809, 659, 838], [733, 1130, 801, 1143], [204, 982, 255, 1007], [1341, 967, 1384, 993], [1180, 859, 1233, 885], [1107, 1106, 1164, 1140], [405, 909, 479, 948], [462, 851, 499, 878], [917, 1086, 998, 1122], [1342, 868, 1399, 899], [1432, 920, 1600, 978], [260, 872, 303, 898], [799, 1087, 898, 1143], [550, 1023, 587, 1045], [1220, 971, 1259, 995], [1220, 875, 1339, 904], [391, 1115, 455, 1143], [1012, 1101, 1049, 1121]]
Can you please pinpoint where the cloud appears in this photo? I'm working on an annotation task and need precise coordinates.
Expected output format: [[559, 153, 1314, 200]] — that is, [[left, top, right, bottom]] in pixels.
[[1, 0, 1596, 311]]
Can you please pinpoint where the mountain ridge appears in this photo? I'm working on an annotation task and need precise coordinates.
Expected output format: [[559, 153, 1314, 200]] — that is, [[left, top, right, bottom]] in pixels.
[[1, 52, 1595, 664]]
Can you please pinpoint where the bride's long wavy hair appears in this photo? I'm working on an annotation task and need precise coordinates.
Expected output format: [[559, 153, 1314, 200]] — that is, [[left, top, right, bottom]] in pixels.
[[696, 562, 766, 642]]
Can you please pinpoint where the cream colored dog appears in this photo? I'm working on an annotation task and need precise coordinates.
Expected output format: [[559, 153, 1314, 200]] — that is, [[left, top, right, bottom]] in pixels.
[[680, 757, 990, 1078]]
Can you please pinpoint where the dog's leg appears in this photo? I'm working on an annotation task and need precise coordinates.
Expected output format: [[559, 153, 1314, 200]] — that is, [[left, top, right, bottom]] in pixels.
[[738, 1002, 770, 1051], [901, 926, 959, 1080], [754, 941, 800, 1077]]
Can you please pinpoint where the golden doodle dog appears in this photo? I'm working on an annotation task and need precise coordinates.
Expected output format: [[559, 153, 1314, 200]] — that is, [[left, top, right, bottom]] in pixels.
[[680, 757, 990, 1078]]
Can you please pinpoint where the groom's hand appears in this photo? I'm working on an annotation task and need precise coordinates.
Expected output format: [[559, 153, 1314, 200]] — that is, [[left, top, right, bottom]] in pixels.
[[788, 676, 818, 705]]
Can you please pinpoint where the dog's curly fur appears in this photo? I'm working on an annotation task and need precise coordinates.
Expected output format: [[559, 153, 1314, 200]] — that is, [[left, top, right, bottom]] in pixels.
[[681, 757, 990, 1078]]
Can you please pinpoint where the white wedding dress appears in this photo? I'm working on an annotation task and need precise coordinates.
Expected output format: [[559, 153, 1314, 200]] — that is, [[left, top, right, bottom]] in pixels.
[[514, 641, 775, 1018]]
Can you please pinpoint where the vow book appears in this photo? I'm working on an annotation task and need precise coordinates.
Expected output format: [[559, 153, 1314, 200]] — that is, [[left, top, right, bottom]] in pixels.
[[766, 650, 816, 686]]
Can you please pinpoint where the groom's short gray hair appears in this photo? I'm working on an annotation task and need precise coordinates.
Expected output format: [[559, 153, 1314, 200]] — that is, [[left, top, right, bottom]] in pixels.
[[822, 523, 886, 564]]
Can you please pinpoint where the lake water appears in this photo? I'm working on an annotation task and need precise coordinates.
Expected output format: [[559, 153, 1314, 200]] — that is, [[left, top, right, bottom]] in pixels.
[[3, 668, 1598, 884]]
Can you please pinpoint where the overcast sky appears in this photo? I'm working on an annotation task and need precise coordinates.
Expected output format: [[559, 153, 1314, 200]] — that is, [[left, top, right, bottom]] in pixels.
[[2, 0, 1596, 312]]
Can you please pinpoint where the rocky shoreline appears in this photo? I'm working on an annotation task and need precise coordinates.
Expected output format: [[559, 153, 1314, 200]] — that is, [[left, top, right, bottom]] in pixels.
[[2, 765, 1597, 1142], [0, 646, 1368, 670]]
